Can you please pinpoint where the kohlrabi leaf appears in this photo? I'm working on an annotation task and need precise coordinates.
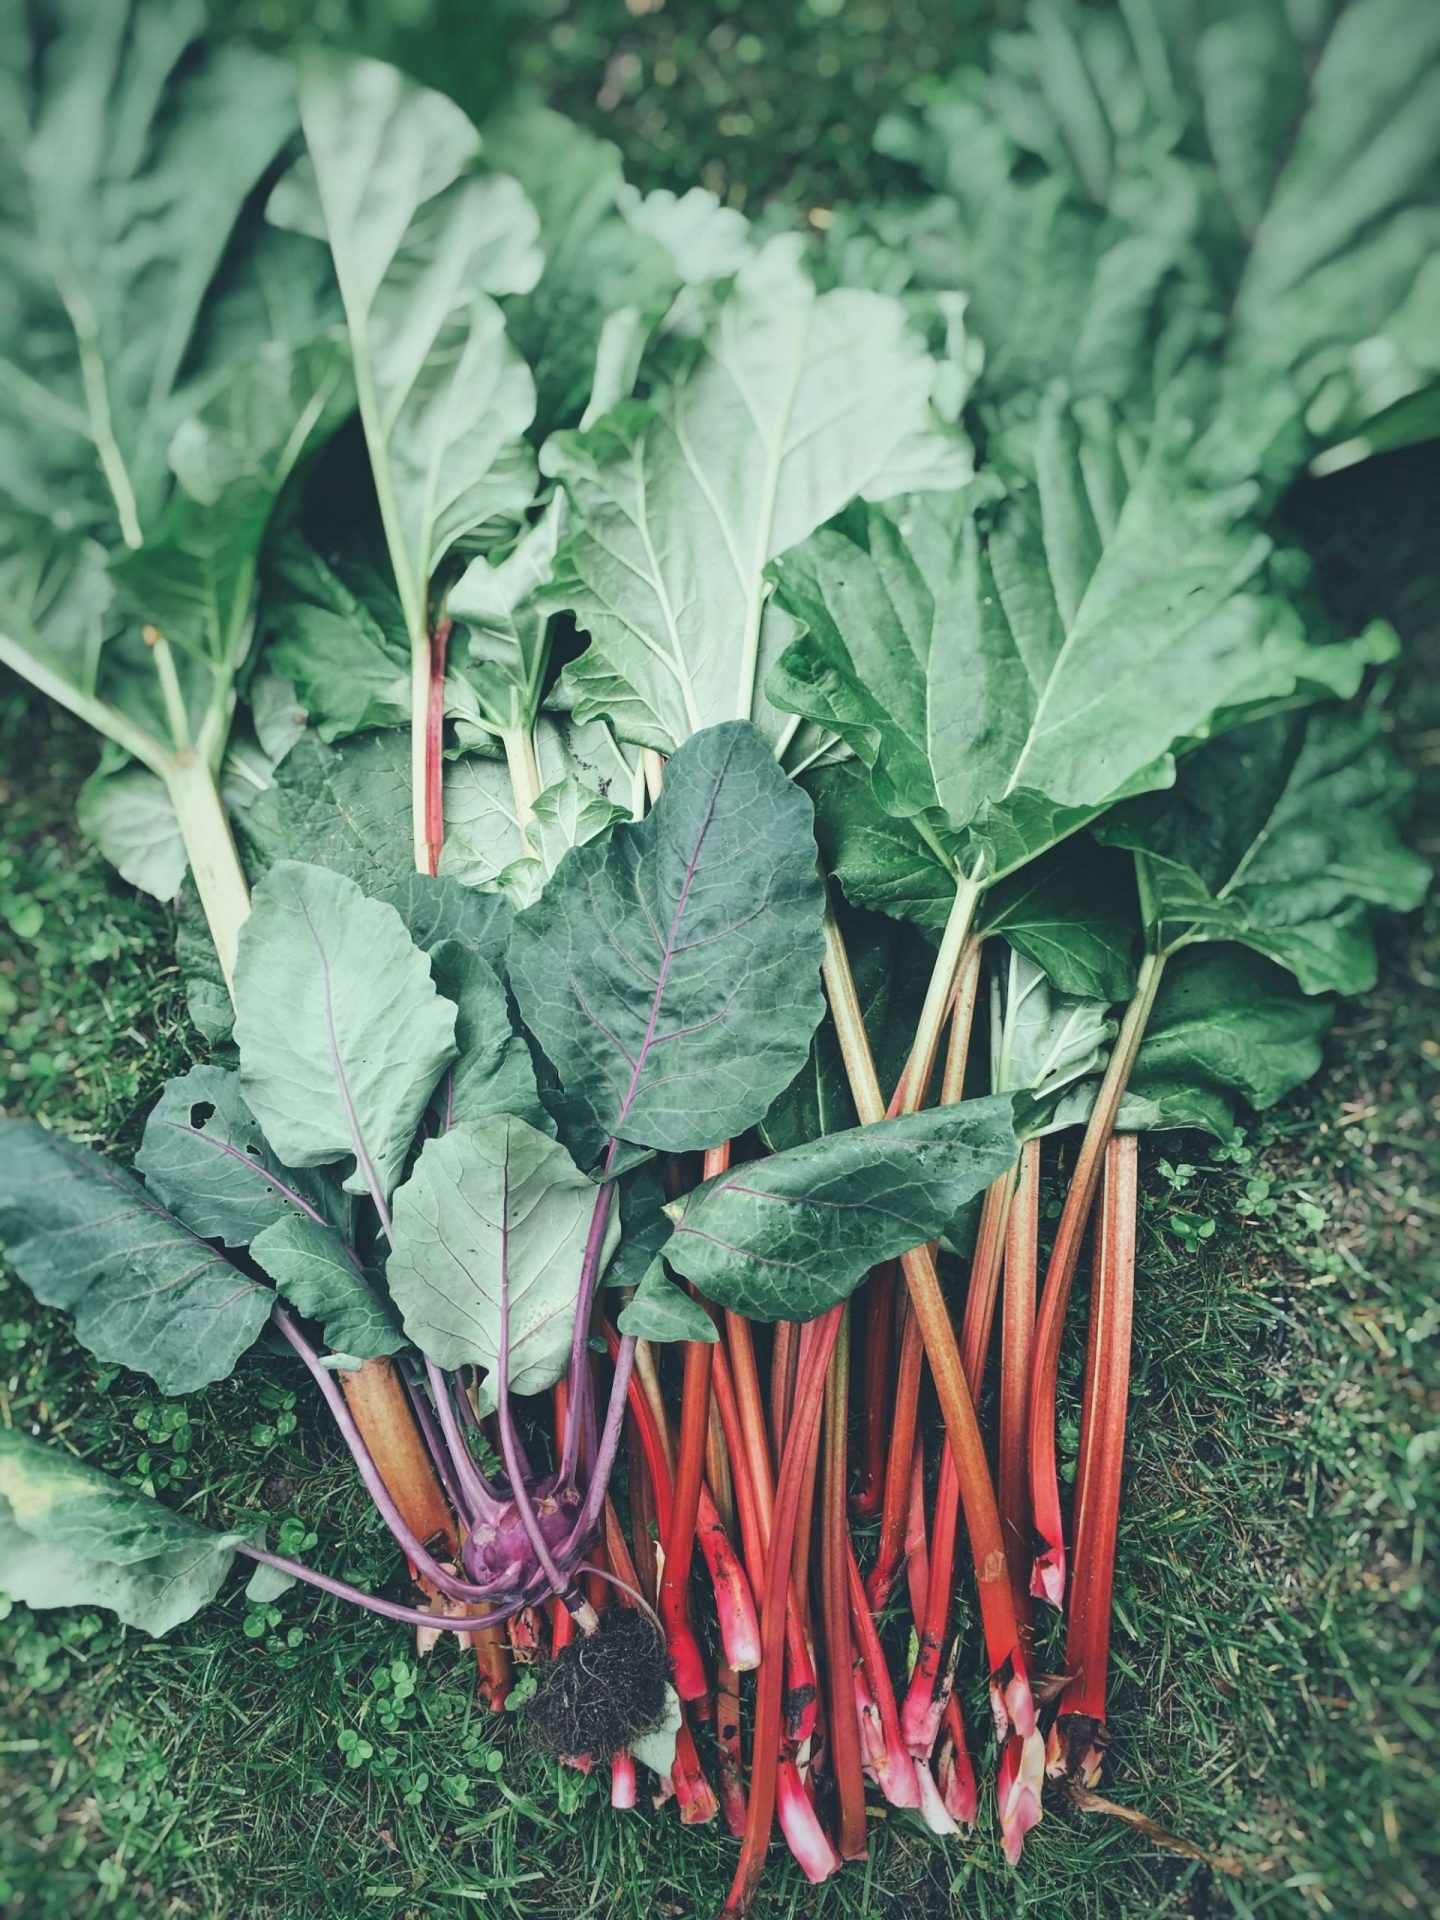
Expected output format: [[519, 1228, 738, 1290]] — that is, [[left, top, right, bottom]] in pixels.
[[386, 1116, 608, 1389], [249, 1215, 405, 1360], [770, 401, 1385, 888], [509, 722, 826, 1152], [268, 51, 541, 651], [1121, 947, 1335, 1140], [427, 942, 550, 1135], [602, 1164, 674, 1295], [377, 874, 513, 977], [617, 1259, 718, 1346], [233, 862, 458, 1202], [136, 1064, 335, 1246], [238, 732, 414, 891], [544, 235, 970, 753], [663, 1095, 1019, 1320], [0, 1431, 251, 1635], [0, 1120, 271, 1392], [1097, 709, 1429, 993]]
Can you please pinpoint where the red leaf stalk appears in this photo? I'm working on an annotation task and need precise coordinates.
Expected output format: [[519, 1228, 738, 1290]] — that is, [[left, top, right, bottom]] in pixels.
[[724, 1308, 843, 1916], [1048, 1133, 1138, 1787], [864, 1302, 922, 1612], [1029, 954, 1164, 1606], [820, 1310, 868, 1860], [715, 1661, 749, 1836], [999, 1138, 1040, 1632], [423, 615, 451, 876]]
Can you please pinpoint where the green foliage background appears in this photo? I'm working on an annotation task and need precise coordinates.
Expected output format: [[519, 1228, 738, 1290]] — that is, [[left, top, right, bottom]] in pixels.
[[1, 4, 1435, 1916]]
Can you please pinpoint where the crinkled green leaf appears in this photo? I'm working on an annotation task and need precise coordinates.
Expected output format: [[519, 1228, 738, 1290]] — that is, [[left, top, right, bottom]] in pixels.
[[545, 235, 970, 753], [233, 861, 457, 1201], [978, 844, 1138, 1002], [509, 722, 826, 1153], [0, 1431, 251, 1636], [771, 398, 1384, 887], [268, 51, 540, 649], [663, 1095, 1019, 1321], [0, 1119, 270, 1392], [249, 1214, 404, 1360], [386, 1116, 608, 1388], [1098, 708, 1429, 993], [238, 731, 414, 891], [1122, 947, 1335, 1140], [136, 1064, 334, 1247]]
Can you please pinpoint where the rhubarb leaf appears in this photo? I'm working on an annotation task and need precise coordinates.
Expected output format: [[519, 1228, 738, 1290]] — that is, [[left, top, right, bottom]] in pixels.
[[238, 732, 414, 891], [233, 862, 457, 1201], [0, 1120, 270, 1393], [1097, 709, 1429, 994], [1, 1, 295, 539], [386, 1116, 609, 1390], [249, 1215, 405, 1360], [0, 1432, 251, 1635], [268, 51, 540, 648], [544, 235, 970, 752], [617, 1259, 718, 1346], [509, 721, 826, 1152], [427, 942, 550, 1135], [447, 497, 565, 738], [136, 1064, 334, 1246], [1123, 948, 1334, 1140], [771, 401, 1384, 886], [663, 1095, 1019, 1320]]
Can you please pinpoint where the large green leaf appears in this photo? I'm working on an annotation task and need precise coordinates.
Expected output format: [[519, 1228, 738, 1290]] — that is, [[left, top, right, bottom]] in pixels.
[[427, 942, 549, 1136], [544, 235, 970, 753], [238, 731, 414, 891], [508, 722, 826, 1152], [377, 873, 513, 977], [1097, 709, 1429, 994], [769, 401, 1386, 889], [663, 1096, 1019, 1320], [445, 498, 564, 741], [1, 1, 296, 540], [233, 862, 457, 1202], [386, 1116, 606, 1390], [1122, 947, 1335, 1140], [616, 1259, 718, 1346], [481, 102, 750, 436], [268, 51, 541, 650], [0, 1431, 251, 1636], [136, 1064, 334, 1247], [249, 1215, 404, 1360], [0, 1120, 270, 1392], [978, 843, 1138, 1002], [439, 716, 638, 901]]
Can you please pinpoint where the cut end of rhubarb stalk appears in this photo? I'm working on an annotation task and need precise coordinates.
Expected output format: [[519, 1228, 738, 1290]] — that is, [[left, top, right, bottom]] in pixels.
[[610, 1751, 638, 1808], [989, 1655, 1037, 1743], [777, 1758, 844, 1882], [937, 1729, 978, 1828], [528, 1611, 670, 1760], [913, 1759, 960, 1836], [1046, 1712, 1108, 1788], [1031, 1547, 1066, 1608], [997, 1729, 1046, 1865]]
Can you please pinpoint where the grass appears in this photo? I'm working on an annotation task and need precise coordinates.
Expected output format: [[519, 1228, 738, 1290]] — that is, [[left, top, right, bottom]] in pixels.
[[3, 4, 1437, 1917]]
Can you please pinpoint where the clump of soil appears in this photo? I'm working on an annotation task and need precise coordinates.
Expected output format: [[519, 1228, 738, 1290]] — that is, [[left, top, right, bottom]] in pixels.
[[527, 1611, 670, 1760]]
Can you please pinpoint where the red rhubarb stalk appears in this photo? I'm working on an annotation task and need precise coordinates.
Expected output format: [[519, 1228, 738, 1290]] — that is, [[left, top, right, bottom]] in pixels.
[[821, 903, 1033, 1734], [820, 1310, 868, 1860], [1048, 1133, 1138, 1787], [715, 1661, 749, 1835], [999, 1138, 1040, 1628], [865, 1303, 922, 1612], [724, 1309, 843, 1916], [844, 1539, 919, 1809], [903, 1429, 930, 1626], [937, 1692, 978, 1827], [1029, 953, 1165, 1605], [422, 615, 452, 875]]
